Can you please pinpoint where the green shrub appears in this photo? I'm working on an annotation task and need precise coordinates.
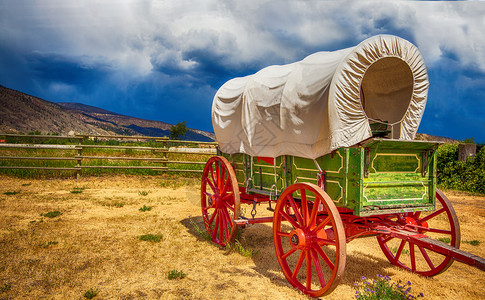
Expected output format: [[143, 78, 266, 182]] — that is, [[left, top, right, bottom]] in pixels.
[[167, 270, 186, 280], [436, 144, 485, 194], [83, 288, 99, 299], [139, 205, 152, 212]]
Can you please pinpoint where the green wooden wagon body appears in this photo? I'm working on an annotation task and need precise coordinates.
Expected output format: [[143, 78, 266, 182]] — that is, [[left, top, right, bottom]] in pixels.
[[221, 138, 441, 217]]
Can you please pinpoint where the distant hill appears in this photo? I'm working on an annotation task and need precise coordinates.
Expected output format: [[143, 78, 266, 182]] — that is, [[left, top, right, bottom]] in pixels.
[[0, 85, 215, 141], [415, 133, 458, 144]]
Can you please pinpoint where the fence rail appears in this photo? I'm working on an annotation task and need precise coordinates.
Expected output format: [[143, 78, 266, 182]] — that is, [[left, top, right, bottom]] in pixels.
[[0, 134, 217, 178]]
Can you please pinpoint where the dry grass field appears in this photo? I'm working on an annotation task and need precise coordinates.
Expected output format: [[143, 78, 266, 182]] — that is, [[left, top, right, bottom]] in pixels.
[[0, 175, 484, 299]]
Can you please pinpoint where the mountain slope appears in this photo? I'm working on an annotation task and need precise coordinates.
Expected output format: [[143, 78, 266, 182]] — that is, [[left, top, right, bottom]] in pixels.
[[0, 85, 215, 141]]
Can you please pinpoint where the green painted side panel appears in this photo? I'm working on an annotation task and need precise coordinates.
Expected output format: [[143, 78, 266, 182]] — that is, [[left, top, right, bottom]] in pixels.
[[219, 138, 440, 216]]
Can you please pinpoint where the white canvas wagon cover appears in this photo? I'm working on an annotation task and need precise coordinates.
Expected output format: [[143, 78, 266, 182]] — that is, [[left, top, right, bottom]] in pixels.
[[212, 35, 429, 159]]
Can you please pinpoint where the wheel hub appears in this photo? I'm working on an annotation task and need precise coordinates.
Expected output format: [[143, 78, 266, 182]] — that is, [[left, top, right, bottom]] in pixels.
[[289, 228, 310, 247]]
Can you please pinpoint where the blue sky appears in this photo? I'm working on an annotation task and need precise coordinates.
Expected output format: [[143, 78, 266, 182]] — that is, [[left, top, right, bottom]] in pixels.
[[0, 0, 484, 143]]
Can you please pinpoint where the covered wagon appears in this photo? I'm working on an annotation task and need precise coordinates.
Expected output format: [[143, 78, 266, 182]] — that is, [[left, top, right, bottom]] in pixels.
[[201, 35, 485, 297]]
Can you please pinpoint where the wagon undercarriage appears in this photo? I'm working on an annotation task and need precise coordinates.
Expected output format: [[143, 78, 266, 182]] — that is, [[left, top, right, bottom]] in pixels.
[[200, 155, 485, 297]]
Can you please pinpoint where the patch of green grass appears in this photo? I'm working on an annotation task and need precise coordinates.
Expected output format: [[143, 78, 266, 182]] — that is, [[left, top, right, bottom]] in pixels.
[[139, 234, 163, 243], [167, 270, 186, 280], [0, 284, 11, 293], [3, 191, 20, 196], [437, 237, 451, 243], [112, 201, 125, 208], [464, 239, 480, 246], [139, 205, 152, 212], [83, 288, 99, 299], [38, 241, 58, 248], [71, 187, 85, 194], [225, 240, 259, 258], [138, 190, 150, 196], [40, 211, 62, 218]]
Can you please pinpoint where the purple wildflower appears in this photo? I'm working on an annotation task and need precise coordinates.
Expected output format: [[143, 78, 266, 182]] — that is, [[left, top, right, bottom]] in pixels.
[[361, 276, 367, 280]]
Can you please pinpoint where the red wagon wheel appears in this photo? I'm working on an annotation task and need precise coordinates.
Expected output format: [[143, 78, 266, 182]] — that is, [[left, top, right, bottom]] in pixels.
[[273, 183, 346, 297], [377, 189, 461, 276], [201, 156, 240, 246]]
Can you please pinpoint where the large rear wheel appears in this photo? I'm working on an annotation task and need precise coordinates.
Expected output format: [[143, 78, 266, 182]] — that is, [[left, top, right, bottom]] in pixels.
[[273, 183, 346, 297], [377, 190, 460, 276], [201, 156, 240, 246]]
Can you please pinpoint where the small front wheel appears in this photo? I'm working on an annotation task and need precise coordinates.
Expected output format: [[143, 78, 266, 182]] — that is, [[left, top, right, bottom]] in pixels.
[[201, 156, 240, 246], [273, 183, 346, 297]]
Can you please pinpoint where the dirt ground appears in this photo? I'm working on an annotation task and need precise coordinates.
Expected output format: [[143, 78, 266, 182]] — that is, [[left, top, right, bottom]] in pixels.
[[0, 175, 484, 299]]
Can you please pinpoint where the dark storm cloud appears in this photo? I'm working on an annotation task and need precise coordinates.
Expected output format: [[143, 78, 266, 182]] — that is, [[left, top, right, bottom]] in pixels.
[[27, 53, 112, 89], [0, 0, 484, 139]]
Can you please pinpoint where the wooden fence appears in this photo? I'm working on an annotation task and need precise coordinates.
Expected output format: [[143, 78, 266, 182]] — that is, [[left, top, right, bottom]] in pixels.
[[0, 133, 217, 178]]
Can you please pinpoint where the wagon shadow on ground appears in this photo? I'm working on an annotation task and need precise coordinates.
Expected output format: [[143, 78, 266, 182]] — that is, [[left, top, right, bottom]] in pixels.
[[180, 216, 398, 294]]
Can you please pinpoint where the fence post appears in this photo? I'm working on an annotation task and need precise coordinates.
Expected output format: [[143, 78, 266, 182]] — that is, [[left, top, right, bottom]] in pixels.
[[162, 140, 168, 173], [76, 143, 83, 179]]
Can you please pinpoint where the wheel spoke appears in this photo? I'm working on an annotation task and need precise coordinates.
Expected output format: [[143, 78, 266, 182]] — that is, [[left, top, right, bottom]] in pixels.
[[410, 243, 416, 272], [220, 165, 225, 191], [222, 192, 234, 202], [315, 245, 335, 270], [309, 196, 321, 228], [222, 211, 230, 240], [394, 240, 406, 262], [311, 248, 326, 288], [301, 189, 309, 227], [203, 191, 214, 198], [206, 178, 217, 194], [221, 173, 230, 195], [223, 200, 235, 213], [313, 216, 331, 233], [225, 208, 235, 229], [313, 238, 336, 247], [292, 250, 305, 279], [215, 161, 220, 191], [420, 207, 445, 223], [209, 165, 217, 192], [218, 211, 224, 242], [288, 195, 304, 226], [282, 247, 298, 259], [280, 210, 300, 229], [212, 214, 220, 240], [208, 210, 217, 226], [276, 231, 291, 237], [418, 246, 436, 270], [306, 250, 312, 290], [381, 235, 394, 244]]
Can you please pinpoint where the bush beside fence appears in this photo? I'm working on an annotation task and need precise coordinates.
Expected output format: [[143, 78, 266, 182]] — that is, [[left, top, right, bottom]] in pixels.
[[437, 143, 485, 194]]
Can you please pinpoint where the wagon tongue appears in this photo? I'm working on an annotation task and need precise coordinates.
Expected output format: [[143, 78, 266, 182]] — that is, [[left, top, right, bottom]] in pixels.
[[396, 231, 485, 272]]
